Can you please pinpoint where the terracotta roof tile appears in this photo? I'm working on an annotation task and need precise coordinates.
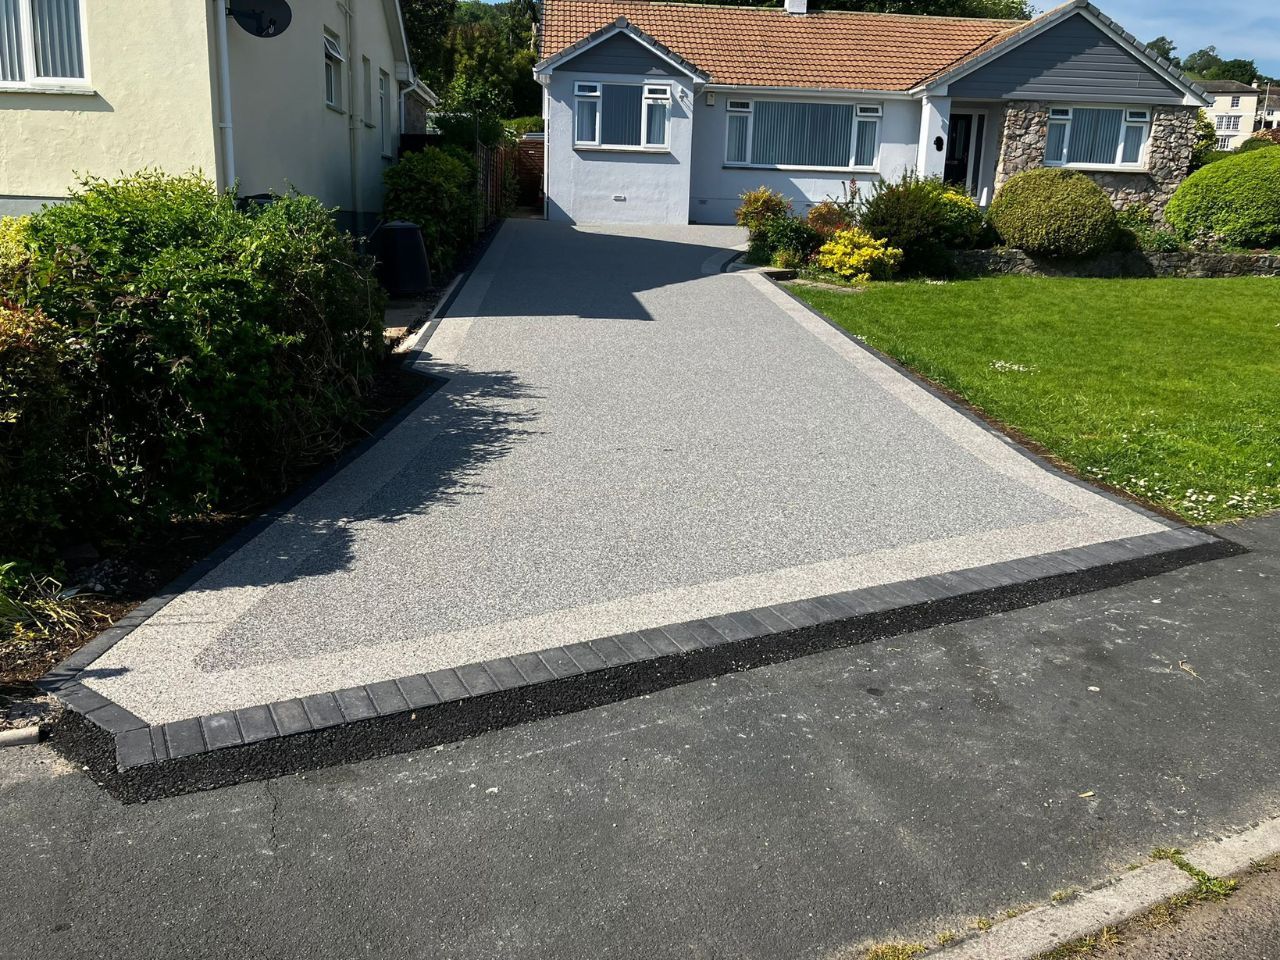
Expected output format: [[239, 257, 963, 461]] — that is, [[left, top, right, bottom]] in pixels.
[[539, 0, 1026, 91]]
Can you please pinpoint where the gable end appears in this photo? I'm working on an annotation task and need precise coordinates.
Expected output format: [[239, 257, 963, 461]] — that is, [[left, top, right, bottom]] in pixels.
[[554, 31, 682, 77], [948, 13, 1183, 103]]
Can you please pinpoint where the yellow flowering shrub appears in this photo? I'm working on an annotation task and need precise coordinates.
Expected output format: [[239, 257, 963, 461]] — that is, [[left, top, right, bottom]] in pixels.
[[813, 228, 903, 283]]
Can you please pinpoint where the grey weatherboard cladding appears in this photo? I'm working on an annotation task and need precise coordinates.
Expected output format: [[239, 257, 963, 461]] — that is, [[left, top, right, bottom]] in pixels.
[[947, 13, 1184, 103]]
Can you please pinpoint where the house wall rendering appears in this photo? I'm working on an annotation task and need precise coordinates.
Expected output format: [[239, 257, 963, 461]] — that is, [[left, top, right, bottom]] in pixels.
[[1203, 88, 1260, 151], [0, 0, 220, 216], [225, 0, 405, 232], [545, 53, 695, 224], [0, 0, 413, 232]]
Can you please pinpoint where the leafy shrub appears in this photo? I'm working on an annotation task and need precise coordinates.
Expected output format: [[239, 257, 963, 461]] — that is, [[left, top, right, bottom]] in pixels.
[[1166, 148, 1280, 248], [858, 174, 982, 276], [4, 172, 385, 557], [0, 216, 31, 294], [813, 228, 903, 283], [806, 200, 854, 237], [762, 214, 821, 264], [0, 305, 75, 553], [383, 146, 479, 274], [736, 186, 791, 239], [1190, 109, 1219, 170], [504, 115, 544, 136], [1237, 137, 1278, 154], [987, 168, 1117, 258], [1115, 206, 1183, 253]]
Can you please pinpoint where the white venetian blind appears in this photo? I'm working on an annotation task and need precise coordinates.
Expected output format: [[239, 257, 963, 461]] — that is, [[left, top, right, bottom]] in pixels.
[[32, 0, 84, 79], [752, 101, 854, 167]]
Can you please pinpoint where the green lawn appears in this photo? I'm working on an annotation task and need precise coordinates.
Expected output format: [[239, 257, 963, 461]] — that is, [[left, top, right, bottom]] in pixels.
[[791, 276, 1280, 523]]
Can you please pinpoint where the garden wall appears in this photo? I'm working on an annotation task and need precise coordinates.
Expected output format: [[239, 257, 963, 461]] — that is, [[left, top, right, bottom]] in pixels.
[[956, 248, 1280, 279]]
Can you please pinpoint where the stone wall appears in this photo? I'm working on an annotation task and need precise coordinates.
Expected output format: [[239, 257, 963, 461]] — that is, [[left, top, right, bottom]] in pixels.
[[993, 101, 1199, 218], [955, 248, 1280, 279]]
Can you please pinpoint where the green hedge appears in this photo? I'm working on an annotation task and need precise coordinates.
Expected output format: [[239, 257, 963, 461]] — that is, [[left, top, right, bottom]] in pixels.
[[988, 168, 1117, 258], [383, 146, 479, 275], [1165, 148, 1280, 248], [0, 172, 385, 561]]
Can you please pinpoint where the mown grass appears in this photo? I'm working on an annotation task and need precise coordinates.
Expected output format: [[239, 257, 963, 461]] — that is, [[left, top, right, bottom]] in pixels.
[[791, 276, 1280, 523]]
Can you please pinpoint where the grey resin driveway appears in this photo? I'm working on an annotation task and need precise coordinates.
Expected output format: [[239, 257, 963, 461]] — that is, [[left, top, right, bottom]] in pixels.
[[78, 221, 1179, 730]]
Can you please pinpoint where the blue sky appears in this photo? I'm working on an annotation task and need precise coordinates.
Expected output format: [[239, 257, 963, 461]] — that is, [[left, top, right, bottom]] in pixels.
[[1085, 0, 1280, 77]]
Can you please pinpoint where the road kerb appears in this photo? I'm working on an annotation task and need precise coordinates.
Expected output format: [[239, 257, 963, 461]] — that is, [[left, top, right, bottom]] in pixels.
[[934, 861, 1194, 960]]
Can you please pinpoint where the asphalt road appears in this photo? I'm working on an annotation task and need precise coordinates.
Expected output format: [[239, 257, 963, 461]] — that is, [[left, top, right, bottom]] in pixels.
[[4, 513, 1278, 960]]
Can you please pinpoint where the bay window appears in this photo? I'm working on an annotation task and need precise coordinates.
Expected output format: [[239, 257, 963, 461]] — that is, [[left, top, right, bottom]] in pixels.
[[574, 81, 671, 150], [1045, 106, 1150, 168], [0, 0, 87, 86], [724, 99, 880, 170]]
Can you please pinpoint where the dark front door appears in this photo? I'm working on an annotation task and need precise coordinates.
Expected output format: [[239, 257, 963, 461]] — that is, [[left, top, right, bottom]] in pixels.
[[944, 112, 985, 196]]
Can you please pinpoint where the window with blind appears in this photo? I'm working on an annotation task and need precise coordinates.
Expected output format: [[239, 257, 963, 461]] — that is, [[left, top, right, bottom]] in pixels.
[[1044, 106, 1151, 168], [724, 99, 881, 170], [574, 81, 671, 150], [0, 0, 86, 85]]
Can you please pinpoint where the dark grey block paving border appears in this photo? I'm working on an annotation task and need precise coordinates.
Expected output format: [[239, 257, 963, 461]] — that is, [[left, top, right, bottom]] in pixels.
[[45, 525, 1241, 803], [37, 237, 1247, 802]]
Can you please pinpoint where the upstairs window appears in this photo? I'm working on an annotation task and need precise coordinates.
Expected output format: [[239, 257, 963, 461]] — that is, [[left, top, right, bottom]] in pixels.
[[1215, 114, 1241, 132], [724, 99, 880, 170], [1230, 95, 1241, 108], [323, 29, 344, 109], [574, 81, 670, 150], [0, 0, 87, 85], [1045, 106, 1149, 167]]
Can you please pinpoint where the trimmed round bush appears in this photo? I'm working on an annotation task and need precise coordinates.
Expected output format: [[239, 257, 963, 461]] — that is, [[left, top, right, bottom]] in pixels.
[[1165, 148, 1280, 248], [988, 168, 1117, 258]]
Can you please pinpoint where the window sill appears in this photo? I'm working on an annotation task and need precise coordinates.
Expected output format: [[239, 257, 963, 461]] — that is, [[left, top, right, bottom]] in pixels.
[[326, 103, 345, 115], [0, 83, 95, 95], [363, 120, 376, 129], [573, 144, 671, 155], [1047, 163, 1150, 174], [722, 163, 879, 175]]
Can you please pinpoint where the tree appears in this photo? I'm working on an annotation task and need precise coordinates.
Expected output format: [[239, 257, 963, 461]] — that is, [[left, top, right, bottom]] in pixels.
[[1145, 35, 1179, 67], [1205, 58, 1260, 85], [402, 0, 458, 91], [1181, 46, 1222, 78]]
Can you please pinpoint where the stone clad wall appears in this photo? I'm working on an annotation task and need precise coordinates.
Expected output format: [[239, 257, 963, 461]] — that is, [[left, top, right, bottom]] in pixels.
[[993, 100, 1199, 219], [955, 248, 1280, 279]]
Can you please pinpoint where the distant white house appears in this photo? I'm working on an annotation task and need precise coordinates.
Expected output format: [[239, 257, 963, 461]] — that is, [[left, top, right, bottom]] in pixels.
[[534, 0, 1211, 225], [0, 0, 435, 233], [1199, 79, 1261, 150]]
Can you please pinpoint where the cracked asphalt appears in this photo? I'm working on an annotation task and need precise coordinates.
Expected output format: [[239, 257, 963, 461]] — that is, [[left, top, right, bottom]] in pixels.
[[3, 513, 1277, 960]]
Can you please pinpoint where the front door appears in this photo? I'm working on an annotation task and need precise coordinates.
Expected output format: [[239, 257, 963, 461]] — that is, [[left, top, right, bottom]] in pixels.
[[944, 112, 986, 197]]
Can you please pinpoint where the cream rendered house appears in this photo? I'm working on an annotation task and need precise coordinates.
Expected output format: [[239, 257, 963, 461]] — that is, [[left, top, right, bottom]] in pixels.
[[1200, 79, 1260, 151], [0, 0, 434, 232]]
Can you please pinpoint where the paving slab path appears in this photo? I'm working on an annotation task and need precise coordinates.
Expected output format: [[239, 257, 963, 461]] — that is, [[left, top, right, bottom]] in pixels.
[[61, 221, 1200, 753]]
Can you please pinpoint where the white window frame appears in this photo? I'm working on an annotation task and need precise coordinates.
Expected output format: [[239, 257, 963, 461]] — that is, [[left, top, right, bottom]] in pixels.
[[572, 80, 671, 152], [379, 69, 393, 157], [323, 29, 344, 110], [1215, 135, 1233, 150], [641, 84, 671, 149], [1230, 95, 1241, 108], [0, 0, 90, 91], [1042, 105, 1151, 170], [1215, 113, 1241, 132], [721, 98, 882, 172]]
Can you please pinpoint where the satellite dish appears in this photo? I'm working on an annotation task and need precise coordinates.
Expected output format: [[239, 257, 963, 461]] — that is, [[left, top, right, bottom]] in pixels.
[[230, 0, 292, 38]]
